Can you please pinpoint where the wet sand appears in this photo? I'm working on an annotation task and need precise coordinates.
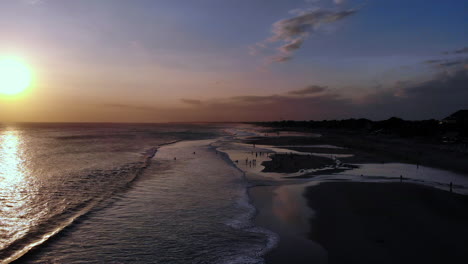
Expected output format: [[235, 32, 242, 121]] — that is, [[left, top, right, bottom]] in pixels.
[[242, 130, 468, 264], [261, 153, 335, 173], [305, 182, 468, 264], [244, 131, 468, 175], [252, 181, 468, 264], [250, 184, 328, 264]]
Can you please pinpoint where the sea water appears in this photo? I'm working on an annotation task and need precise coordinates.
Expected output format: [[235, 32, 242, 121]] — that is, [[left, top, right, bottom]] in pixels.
[[0, 123, 271, 263]]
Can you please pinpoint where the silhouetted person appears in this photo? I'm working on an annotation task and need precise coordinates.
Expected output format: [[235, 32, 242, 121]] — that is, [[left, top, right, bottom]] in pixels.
[[174, 157, 176, 160], [193, 152, 196, 155], [450, 182, 453, 193], [400, 175, 403, 182]]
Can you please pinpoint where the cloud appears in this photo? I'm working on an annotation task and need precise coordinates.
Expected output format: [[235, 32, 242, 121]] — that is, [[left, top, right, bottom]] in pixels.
[[210, 68, 467, 120], [181, 99, 202, 105], [444, 46, 468, 55], [21, 0, 43, 5], [253, 8, 357, 64], [230, 95, 281, 104], [425, 46, 468, 70], [440, 61, 465, 67], [424, 58, 467, 68], [100, 67, 468, 122], [454, 47, 468, 54], [334, 0, 346, 5], [102, 103, 157, 112], [359, 68, 468, 119], [270, 55, 292, 63], [288, 85, 327, 95]]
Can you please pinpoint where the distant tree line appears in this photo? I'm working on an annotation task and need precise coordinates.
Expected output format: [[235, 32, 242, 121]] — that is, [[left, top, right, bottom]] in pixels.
[[253, 117, 468, 140]]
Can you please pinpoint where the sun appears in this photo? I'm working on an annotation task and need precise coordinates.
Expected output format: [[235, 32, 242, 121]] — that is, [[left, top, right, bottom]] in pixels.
[[0, 57, 32, 95]]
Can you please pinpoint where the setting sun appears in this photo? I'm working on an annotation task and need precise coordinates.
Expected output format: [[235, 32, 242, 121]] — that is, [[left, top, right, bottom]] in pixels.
[[0, 57, 32, 95]]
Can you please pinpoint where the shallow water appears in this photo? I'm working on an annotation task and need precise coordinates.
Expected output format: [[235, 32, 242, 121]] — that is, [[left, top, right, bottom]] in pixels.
[[23, 139, 270, 264], [0, 123, 247, 263]]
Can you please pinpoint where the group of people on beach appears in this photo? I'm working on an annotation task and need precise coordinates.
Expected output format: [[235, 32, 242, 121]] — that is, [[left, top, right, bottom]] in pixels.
[[243, 150, 269, 168]]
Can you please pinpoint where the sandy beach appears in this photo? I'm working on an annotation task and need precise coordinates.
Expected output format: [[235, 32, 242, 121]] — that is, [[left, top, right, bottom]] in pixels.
[[251, 181, 468, 264], [242, 129, 468, 263], [261, 153, 336, 173], [244, 130, 468, 175], [306, 182, 468, 264]]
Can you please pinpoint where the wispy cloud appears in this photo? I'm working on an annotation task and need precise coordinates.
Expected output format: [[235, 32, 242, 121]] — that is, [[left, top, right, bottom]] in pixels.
[[252, 8, 357, 64], [425, 46, 468, 69], [21, 0, 43, 5], [424, 59, 467, 68], [288, 85, 327, 95], [444, 46, 468, 55], [102, 103, 158, 112], [181, 99, 202, 105]]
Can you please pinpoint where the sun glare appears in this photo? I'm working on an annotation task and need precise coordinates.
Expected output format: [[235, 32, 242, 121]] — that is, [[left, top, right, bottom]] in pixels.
[[0, 57, 32, 96]]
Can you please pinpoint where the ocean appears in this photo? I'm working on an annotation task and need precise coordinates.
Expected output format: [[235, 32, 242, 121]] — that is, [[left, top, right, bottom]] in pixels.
[[0, 123, 272, 264]]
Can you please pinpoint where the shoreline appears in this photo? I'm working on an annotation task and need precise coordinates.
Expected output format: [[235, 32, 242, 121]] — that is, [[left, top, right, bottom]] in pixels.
[[238, 128, 468, 263], [244, 129, 468, 176]]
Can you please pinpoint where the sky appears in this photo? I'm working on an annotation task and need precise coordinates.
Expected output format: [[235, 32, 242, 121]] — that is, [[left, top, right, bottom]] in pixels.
[[0, 0, 467, 122]]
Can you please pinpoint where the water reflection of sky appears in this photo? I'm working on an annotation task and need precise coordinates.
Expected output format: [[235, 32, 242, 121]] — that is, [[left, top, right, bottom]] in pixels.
[[272, 184, 314, 232]]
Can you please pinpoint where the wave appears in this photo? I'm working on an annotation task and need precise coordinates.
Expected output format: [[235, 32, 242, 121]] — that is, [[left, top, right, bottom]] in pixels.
[[2, 141, 181, 264], [214, 145, 280, 264]]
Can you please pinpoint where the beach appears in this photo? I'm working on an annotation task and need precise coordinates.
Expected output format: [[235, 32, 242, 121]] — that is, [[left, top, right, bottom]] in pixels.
[[245, 129, 468, 175], [251, 181, 468, 264], [305, 182, 468, 264], [242, 128, 468, 263]]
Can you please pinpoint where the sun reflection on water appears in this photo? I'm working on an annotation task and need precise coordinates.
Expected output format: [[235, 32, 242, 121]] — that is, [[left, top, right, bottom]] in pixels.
[[0, 129, 34, 251], [0, 130, 25, 188]]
